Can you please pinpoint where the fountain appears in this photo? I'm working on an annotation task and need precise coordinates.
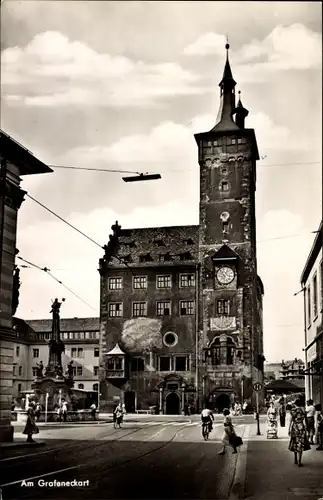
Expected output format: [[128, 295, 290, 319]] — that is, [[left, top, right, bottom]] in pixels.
[[31, 298, 74, 415]]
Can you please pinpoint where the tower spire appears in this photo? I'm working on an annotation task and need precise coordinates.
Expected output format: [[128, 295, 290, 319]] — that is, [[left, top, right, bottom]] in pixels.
[[234, 90, 249, 129], [211, 40, 239, 132]]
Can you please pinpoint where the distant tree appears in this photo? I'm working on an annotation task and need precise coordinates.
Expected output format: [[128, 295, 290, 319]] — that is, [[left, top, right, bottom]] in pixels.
[[12, 266, 21, 316]]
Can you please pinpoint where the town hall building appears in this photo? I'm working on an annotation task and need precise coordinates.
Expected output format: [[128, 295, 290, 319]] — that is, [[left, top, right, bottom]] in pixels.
[[98, 43, 265, 414]]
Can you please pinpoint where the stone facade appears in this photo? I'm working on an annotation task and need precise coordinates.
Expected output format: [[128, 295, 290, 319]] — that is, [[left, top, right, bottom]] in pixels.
[[99, 46, 265, 414], [0, 131, 52, 441]]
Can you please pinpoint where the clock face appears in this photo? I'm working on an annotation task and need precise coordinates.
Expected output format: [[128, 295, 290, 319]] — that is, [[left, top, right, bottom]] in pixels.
[[216, 266, 235, 284]]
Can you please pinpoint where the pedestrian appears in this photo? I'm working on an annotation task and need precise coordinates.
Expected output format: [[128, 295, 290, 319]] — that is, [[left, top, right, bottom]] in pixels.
[[266, 401, 278, 439], [23, 401, 39, 443], [218, 408, 238, 455], [61, 400, 68, 422], [114, 403, 123, 428], [90, 402, 97, 420], [314, 403, 323, 450], [305, 399, 316, 445], [288, 398, 311, 467], [278, 399, 286, 428], [34, 402, 41, 421]]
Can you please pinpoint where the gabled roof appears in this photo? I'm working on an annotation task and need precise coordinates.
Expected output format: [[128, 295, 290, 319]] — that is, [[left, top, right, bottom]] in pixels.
[[300, 221, 322, 284], [211, 244, 239, 261]]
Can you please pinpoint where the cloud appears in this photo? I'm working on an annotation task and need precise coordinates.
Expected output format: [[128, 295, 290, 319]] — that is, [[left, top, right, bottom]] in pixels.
[[1, 31, 204, 107], [183, 32, 226, 56], [16, 201, 198, 320], [184, 24, 321, 79]]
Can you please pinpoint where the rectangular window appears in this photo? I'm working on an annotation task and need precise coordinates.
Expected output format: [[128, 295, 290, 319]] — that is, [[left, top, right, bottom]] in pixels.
[[157, 275, 172, 288], [307, 286, 311, 326], [32, 367, 38, 377], [313, 274, 318, 318], [175, 356, 187, 371], [13, 365, 16, 375], [133, 302, 147, 317], [159, 357, 171, 372], [133, 276, 147, 289], [77, 366, 83, 376], [16, 346, 20, 357], [19, 366, 22, 376], [216, 299, 230, 315], [71, 347, 83, 358], [79, 332, 85, 340], [63, 332, 69, 340], [18, 383, 21, 392], [213, 140, 218, 146], [93, 366, 99, 376], [108, 302, 123, 317], [94, 347, 100, 357], [237, 138, 242, 145], [77, 348, 83, 358], [180, 300, 195, 315], [180, 273, 195, 288], [207, 141, 212, 147], [33, 349, 39, 358], [156, 301, 171, 316], [231, 138, 236, 145], [109, 277, 123, 290]]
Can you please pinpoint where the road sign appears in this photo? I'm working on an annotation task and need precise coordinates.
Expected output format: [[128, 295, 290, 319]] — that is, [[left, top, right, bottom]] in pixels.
[[253, 382, 263, 392]]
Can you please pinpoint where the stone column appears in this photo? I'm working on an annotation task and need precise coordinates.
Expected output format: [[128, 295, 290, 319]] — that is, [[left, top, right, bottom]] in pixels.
[[0, 160, 25, 442], [159, 387, 163, 414]]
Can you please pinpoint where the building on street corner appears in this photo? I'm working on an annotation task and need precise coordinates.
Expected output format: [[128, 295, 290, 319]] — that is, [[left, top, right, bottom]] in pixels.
[[98, 43, 265, 415], [301, 221, 323, 406], [0, 130, 52, 442]]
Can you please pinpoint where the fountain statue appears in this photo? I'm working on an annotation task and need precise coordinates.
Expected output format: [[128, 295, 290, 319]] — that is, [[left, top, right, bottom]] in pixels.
[[31, 298, 75, 414]]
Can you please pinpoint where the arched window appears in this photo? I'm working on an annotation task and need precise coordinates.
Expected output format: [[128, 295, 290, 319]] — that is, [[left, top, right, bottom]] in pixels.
[[210, 336, 236, 366], [93, 383, 98, 391], [78, 383, 84, 389]]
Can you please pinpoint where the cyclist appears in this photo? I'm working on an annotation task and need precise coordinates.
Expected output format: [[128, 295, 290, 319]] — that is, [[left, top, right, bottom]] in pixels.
[[201, 407, 214, 434]]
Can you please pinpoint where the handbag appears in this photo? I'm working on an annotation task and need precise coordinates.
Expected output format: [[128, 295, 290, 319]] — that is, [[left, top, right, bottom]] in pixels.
[[233, 435, 243, 447]]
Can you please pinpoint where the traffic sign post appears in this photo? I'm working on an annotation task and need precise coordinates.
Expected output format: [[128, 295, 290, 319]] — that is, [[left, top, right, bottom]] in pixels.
[[253, 382, 263, 436]]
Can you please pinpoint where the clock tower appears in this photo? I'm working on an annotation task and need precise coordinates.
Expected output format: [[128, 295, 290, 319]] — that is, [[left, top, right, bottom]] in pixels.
[[195, 43, 264, 410]]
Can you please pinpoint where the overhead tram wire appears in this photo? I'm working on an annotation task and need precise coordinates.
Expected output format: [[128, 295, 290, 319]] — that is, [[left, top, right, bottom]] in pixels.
[[25, 194, 136, 274], [17, 256, 96, 311], [49, 160, 321, 175]]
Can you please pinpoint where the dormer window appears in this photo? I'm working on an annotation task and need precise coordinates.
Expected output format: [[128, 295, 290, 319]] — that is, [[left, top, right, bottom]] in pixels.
[[154, 239, 165, 247], [164, 252, 172, 261], [219, 180, 229, 192], [180, 252, 193, 261], [139, 253, 153, 263], [184, 238, 194, 245], [122, 254, 132, 263]]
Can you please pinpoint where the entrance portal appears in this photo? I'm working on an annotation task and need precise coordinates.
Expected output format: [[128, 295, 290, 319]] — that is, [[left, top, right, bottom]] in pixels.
[[215, 393, 231, 413], [166, 392, 180, 415], [124, 391, 135, 413]]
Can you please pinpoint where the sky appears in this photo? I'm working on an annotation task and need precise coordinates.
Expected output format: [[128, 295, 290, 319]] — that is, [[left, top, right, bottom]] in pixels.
[[1, 1, 322, 363]]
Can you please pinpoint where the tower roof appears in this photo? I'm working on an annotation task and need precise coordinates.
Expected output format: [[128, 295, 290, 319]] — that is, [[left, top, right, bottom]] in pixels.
[[211, 42, 239, 132], [219, 43, 236, 87]]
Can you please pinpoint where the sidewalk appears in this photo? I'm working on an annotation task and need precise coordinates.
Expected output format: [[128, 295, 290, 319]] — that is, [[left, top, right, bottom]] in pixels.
[[243, 421, 323, 500]]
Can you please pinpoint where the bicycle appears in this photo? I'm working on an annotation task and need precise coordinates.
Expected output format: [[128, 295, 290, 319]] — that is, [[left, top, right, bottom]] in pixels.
[[202, 422, 210, 440]]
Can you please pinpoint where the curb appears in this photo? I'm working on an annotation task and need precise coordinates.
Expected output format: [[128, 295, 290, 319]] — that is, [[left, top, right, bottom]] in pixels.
[[0, 441, 46, 449], [229, 425, 250, 499]]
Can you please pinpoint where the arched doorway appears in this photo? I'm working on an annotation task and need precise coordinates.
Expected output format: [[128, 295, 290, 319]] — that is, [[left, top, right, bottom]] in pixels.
[[166, 392, 180, 415], [215, 393, 231, 413]]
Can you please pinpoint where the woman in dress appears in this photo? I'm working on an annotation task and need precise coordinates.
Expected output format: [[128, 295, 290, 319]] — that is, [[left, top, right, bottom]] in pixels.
[[288, 398, 308, 467], [266, 401, 278, 439], [218, 408, 237, 455], [23, 401, 39, 443]]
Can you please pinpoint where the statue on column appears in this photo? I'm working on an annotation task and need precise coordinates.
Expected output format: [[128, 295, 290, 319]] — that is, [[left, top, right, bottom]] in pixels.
[[66, 360, 74, 379], [45, 298, 66, 378]]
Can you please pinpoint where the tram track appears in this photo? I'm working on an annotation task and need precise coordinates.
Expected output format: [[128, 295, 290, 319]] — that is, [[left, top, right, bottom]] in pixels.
[[0, 422, 190, 495]]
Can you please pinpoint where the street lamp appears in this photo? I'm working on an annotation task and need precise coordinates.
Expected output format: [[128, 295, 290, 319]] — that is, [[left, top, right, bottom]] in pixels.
[[122, 173, 162, 182]]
